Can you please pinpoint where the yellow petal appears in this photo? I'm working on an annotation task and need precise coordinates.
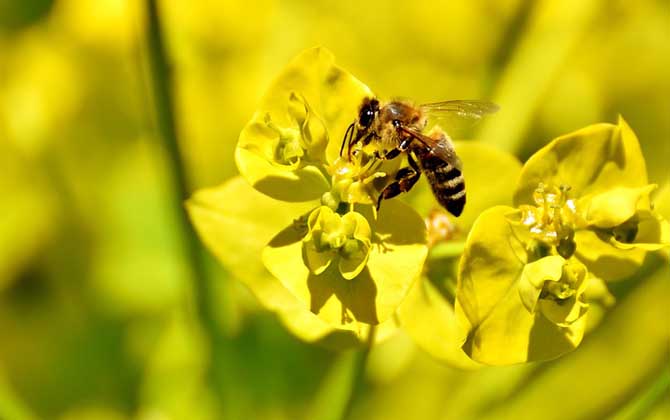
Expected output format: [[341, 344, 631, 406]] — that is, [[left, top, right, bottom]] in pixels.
[[584, 184, 656, 228], [458, 206, 586, 364], [235, 47, 372, 201], [398, 276, 481, 369], [515, 117, 648, 206], [517, 255, 565, 313], [263, 200, 426, 329]]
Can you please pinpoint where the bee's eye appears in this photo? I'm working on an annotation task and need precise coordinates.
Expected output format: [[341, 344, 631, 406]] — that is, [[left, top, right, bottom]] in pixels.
[[359, 107, 375, 127]]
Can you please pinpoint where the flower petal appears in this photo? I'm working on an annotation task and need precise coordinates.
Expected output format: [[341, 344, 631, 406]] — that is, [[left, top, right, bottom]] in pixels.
[[538, 297, 587, 326], [187, 177, 316, 311], [304, 241, 334, 275], [235, 47, 372, 201], [514, 116, 648, 206], [583, 184, 656, 228], [338, 249, 369, 280], [517, 255, 565, 313], [262, 200, 426, 329], [574, 229, 646, 281], [608, 210, 670, 251], [187, 177, 370, 346], [398, 275, 481, 369], [235, 145, 330, 202], [457, 206, 586, 364]]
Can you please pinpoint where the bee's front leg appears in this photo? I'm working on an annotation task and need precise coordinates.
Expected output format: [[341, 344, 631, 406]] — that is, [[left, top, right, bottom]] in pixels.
[[377, 136, 413, 161]]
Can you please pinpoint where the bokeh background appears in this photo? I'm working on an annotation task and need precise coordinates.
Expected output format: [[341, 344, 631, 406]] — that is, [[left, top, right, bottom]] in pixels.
[[0, 0, 668, 419]]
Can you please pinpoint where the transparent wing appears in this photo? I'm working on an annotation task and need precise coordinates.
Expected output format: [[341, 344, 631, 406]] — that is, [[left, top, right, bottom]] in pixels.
[[419, 100, 499, 137], [420, 100, 500, 119]]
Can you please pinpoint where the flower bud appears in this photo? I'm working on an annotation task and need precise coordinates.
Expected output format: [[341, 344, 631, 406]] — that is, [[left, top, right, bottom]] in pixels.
[[302, 206, 372, 280]]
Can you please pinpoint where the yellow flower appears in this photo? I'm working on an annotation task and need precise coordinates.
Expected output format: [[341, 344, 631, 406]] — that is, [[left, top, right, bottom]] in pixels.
[[456, 118, 669, 365], [189, 48, 427, 341]]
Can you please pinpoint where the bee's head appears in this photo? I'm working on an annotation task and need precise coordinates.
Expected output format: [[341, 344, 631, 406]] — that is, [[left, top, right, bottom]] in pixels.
[[358, 98, 379, 129]]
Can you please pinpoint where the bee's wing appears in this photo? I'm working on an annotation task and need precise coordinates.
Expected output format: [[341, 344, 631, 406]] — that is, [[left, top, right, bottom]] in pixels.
[[420, 100, 500, 118], [398, 126, 462, 170], [419, 100, 499, 137]]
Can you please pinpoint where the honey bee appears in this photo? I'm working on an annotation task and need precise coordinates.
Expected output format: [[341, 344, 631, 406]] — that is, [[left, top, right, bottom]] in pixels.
[[340, 98, 499, 216]]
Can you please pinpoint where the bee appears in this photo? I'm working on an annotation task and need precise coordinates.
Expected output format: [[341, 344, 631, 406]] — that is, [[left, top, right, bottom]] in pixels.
[[340, 98, 498, 216]]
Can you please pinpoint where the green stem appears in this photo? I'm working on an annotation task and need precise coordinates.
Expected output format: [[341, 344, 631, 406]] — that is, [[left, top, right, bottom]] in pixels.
[[342, 328, 375, 419], [309, 327, 376, 420], [143, 0, 228, 402], [611, 367, 670, 420], [428, 241, 466, 260]]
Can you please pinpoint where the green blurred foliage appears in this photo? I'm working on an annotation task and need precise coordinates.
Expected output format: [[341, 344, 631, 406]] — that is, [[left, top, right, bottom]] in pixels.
[[0, 0, 668, 419]]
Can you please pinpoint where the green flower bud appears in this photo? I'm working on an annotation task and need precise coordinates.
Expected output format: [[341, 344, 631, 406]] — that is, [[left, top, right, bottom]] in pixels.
[[264, 113, 305, 168], [519, 256, 588, 326], [302, 206, 372, 280]]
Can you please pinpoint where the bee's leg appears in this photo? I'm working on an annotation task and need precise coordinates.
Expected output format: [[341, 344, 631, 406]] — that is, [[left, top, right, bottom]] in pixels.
[[380, 137, 414, 160], [347, 130, 374, 159], [381, 148, 401, 160], [376, 158, 422, 210], [406, 151, 420, 171], [339, 122, 355, 157], [341, 122, 360, 159]]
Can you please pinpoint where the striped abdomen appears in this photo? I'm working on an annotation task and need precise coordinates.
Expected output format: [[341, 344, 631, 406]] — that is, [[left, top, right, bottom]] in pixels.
[[420, 155, 466, 217]]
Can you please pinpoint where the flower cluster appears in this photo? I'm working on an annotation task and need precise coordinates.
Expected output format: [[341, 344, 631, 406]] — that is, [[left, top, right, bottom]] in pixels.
[[189, 48, 426, 342], [456, 118, 669, 364], [188, 48, 668, 363]]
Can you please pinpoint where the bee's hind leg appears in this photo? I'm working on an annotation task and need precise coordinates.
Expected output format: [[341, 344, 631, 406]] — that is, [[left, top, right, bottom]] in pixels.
[[376, 155, 421, 210]]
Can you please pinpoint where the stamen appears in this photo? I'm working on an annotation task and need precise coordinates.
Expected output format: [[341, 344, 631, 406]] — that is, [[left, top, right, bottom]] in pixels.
[[522, 183, 579, 252]]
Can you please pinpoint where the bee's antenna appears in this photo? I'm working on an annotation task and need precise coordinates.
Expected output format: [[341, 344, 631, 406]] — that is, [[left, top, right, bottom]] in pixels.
[[340, 122, 355, 158]]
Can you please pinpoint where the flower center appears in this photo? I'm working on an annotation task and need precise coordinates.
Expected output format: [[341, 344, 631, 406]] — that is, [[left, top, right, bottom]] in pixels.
[[302, 206, 372, 280], [520, 183, 579, 258], [265, 114, 305, 167], [326, 150, 390, 207]]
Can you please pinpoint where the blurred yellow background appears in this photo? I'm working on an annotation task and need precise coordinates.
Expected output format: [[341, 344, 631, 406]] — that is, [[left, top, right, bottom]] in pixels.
[[0, 0, 668, 419]]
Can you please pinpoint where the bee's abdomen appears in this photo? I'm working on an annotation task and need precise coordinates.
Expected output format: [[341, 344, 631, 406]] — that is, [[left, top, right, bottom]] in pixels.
[[424, 161, 466, 217]]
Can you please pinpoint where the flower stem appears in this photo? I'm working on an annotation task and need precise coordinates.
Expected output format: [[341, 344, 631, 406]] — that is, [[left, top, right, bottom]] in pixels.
[[143, 0, 228, 402], [309, 327, 376, 420], [342, 327, 376, 419], [610, 366, 670, 420]]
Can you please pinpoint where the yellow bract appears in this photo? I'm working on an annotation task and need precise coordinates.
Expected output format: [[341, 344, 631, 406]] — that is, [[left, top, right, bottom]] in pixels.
[[518, 256, 589, 326], [187, 177, 384, 346], [583, 185, 656, 228], [235, 47, 373, 202], [457, 206, 586, 365], [262, 200, 427, 330], [514, 117, 648, 204], [190, 48, 429, 342], [456, 118, 669, 364], [397, 141, 522, 368]]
